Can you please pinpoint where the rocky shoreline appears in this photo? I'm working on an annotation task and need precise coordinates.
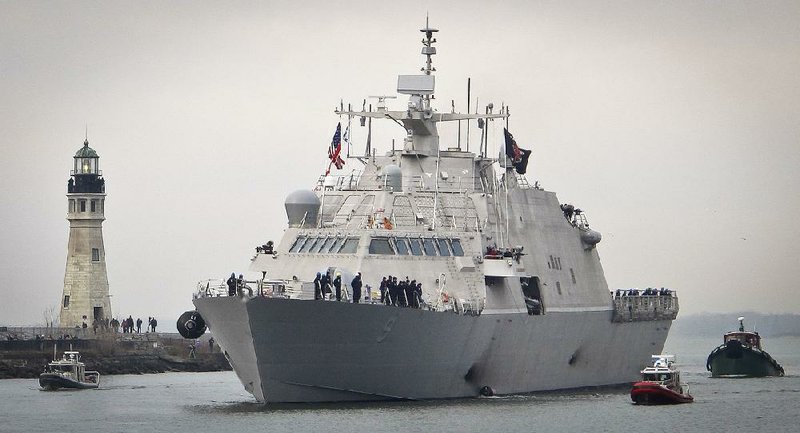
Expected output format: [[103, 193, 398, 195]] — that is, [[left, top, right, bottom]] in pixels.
[[0, 332, 231, 380]]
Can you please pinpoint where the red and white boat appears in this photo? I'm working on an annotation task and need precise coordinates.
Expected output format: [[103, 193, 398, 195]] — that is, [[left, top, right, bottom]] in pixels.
[[630, 355, 693, 405]]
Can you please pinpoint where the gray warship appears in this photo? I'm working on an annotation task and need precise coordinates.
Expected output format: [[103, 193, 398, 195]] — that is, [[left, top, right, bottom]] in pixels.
[[183, 21, 680, 403]]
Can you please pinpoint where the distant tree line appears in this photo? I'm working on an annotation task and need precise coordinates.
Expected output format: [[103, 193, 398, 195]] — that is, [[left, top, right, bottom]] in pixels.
[[671, 312, 800, 337]]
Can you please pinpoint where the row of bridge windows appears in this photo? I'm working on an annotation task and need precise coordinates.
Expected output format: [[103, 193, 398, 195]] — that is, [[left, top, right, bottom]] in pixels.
[[288, 235, 466, 257], [289, 236, 360, 254], [369, 237, 465, 257]]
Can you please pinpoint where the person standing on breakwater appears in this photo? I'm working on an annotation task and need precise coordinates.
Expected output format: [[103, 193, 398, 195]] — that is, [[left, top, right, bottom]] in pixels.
[[136, 317, 142, 333], [150, 317, 158, 333]]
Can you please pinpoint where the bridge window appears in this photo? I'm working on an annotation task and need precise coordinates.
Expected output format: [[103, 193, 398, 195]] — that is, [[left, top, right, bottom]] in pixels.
[[339, 237, 359, 254], [393, 238, 410, 255], [300, 237, 318, 253], [422, 238, 438, 256], [369, 237, 394, 255], [409, 238, 423, 256], [328, 237, 345, 253], [319, 237, 336, 252], [289, 236, 307, 253], [437, 239, 451, 256], [311, 237, 329, 253], [450, 239, 464, 256]]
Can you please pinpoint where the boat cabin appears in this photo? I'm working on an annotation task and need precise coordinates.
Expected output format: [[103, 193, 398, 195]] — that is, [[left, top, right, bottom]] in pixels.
[[640, 356, 681, 388], [45, 352, 94, 382], [723, 331, 761, 350]]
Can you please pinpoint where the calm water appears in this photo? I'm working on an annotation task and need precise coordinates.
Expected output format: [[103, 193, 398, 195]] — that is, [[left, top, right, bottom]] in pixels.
[[2, 335, 799, 433]]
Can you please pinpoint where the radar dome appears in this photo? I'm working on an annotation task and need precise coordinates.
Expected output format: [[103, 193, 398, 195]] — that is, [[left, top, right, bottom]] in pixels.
[[285, 190, 320, 227], [382, 164, 402, 192]]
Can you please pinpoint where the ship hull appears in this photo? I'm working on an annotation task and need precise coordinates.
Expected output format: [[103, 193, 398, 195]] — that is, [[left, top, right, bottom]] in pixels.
[[194, 296, 672, 403], [707, 341, 784, 378], [39, 373, 99, 390]]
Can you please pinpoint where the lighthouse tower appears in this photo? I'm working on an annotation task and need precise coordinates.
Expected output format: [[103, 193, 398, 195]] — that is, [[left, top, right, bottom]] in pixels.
[[60, 139, 112, 328]]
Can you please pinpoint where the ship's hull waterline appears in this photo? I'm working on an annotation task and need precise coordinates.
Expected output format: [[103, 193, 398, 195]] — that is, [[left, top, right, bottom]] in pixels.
[[195, 296, 671, 403]]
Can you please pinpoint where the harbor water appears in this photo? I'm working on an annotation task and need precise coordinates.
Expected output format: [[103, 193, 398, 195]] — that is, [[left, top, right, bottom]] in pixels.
[[2, 335, 799, 433]]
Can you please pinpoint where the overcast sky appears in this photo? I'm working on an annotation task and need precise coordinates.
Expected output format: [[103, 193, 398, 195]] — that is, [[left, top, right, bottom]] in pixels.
[[1, 1, 799, 326]]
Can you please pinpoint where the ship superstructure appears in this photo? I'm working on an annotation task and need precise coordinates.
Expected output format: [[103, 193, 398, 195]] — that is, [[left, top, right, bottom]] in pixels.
[[188, 21, 679, 403]]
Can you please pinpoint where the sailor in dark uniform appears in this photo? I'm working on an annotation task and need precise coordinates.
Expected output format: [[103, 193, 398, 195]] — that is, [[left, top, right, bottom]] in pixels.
[[351, 272, 362, 303], [226, 273, 236, 296], [313, 272, 323, 300], [333, 273, 342, 301]]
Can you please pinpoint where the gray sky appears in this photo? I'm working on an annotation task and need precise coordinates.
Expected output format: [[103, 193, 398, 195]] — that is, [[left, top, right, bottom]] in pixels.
[[1, 0, 799, 326]]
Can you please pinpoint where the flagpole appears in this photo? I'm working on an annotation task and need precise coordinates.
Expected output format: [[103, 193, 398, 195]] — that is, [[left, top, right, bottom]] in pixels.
[[346, 104, 351, 158]]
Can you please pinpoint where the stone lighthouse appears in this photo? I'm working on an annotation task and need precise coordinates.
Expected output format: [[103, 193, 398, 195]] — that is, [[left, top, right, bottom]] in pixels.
[[60, 139, 112, 328]]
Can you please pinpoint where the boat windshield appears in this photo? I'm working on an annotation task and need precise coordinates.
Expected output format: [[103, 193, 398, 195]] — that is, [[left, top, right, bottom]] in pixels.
[[643, 373, 671, 382], [49, 365, 75, 374]]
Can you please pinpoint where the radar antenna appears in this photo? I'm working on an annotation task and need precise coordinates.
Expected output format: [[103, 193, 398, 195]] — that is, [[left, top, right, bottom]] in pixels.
[[420, 15, 438, 76]]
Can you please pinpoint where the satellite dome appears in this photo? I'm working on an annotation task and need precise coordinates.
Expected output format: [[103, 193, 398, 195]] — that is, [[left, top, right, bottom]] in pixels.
[[285, 190, 320, 227]]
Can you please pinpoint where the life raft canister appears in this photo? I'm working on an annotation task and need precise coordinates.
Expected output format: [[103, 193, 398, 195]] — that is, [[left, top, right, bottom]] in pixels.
[[176, 310, 207, 339]]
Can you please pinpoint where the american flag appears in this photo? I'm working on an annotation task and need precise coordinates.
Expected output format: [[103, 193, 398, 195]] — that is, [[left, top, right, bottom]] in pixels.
[[327, 122, 345, 174]]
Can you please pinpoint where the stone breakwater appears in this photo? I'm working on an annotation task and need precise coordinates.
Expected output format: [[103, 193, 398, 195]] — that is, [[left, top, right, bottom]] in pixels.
[[0, 331, 231, 379]]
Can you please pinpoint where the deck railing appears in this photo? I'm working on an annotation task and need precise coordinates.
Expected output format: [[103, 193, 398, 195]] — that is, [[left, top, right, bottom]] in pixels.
[[611, 293, 679, 322]]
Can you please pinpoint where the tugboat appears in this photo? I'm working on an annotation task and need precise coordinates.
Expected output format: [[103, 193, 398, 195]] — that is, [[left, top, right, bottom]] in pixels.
[[631, 355, 693, 405], [39, 349, 100, 390], [706, 317, 784, 378]]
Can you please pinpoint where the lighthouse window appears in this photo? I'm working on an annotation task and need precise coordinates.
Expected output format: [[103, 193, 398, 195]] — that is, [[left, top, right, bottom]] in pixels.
[[92, 248, 100, 262], [339, 237, 360, 254], [369, 238, 394, 255], [393, 238, 410, 255], [422, 238, 438, 256], [80, 200, 86, 212], [69, 200, 75, 213], [450, 239, 465, 256], [437, 239, 451, 256], [289, 236, 307, 253], [63, 295, 70, 309], [408, 238, 423, 256], [91, 200, 97, 212]]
